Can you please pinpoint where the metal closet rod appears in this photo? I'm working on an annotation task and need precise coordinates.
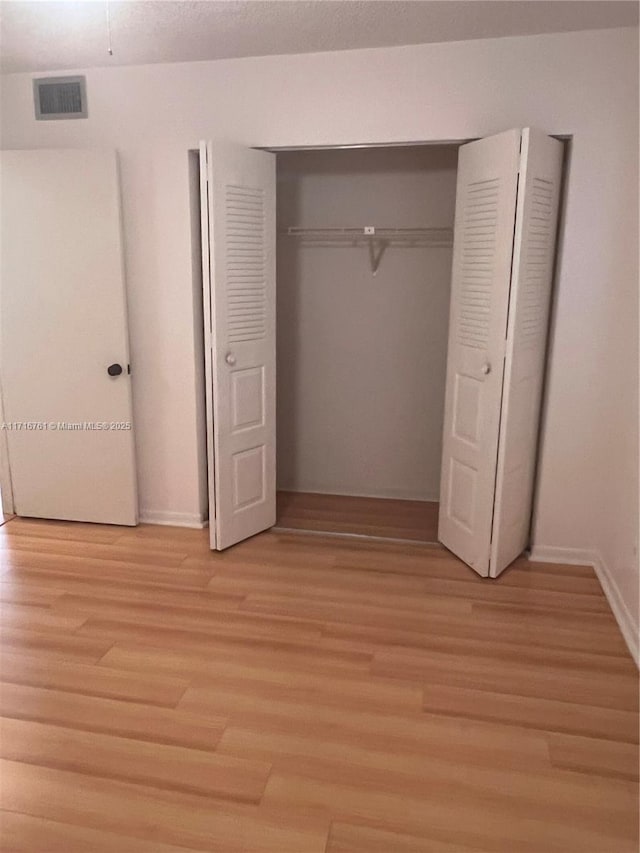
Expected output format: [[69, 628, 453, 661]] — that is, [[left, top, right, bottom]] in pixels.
[[282, 226, 454, 275], [285, 225, 452, 239]]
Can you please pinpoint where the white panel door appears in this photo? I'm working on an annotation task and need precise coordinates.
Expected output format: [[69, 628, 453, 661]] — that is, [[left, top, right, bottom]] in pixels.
[[490, 129, 563, 576], [438, 130, 521, 576], [0, 149, 137, 525], [201, 142, 276, 550]]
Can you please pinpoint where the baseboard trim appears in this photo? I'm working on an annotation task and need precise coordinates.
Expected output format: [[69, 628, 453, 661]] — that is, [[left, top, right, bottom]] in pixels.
[[529, 545, 596, 566], [529, 545, 638, 666], [139, 510, 208, 529]]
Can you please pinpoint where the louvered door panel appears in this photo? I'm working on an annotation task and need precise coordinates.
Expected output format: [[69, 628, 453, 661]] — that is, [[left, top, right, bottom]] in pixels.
[[439, 130, 521, 576], [226, 185, 267, 344], [490, 129, 563, 576], [518, 178, 554, 345], [203, 142, 276, 551], [458, 177, 500, 349]]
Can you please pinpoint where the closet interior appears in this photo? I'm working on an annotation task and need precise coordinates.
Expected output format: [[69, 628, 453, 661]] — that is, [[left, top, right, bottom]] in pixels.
[[273, 145, 461, 543]]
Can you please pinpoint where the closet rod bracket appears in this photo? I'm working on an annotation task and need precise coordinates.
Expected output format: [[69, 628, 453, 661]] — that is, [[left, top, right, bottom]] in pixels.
[[368, 238, 388, 275]]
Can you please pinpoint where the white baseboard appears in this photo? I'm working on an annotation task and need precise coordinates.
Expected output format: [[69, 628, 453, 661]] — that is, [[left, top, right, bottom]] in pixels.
[[139, 510, 208, 529], [529, 545, 639, 666], [529, 545, 596, 566]]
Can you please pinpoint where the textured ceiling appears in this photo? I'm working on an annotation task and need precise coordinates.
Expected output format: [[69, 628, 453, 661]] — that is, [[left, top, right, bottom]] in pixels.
[[1, 0, 638, 74]]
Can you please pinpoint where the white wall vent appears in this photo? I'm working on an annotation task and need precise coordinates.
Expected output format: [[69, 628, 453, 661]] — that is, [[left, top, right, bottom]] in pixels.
[[33, 76, 88, 120]]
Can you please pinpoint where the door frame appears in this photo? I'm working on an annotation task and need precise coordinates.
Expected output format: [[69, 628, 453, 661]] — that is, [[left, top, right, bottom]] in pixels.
[[0, 377, 15, 516], [195, 133, 570, 554]]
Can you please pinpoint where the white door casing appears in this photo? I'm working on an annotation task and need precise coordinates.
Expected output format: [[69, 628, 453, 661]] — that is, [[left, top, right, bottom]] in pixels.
[[201, 142, 276, 550], [0, 377, 14, 515], [489, 129, 563, 577], [438, 129, 522, 576], [0, 149, 137, 525], [199, 142, 217, 549]]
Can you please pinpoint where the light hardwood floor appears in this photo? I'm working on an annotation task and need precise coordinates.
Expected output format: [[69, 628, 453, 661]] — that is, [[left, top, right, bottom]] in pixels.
[[276, 491, 439, 543], [0, 517, 638, 852]]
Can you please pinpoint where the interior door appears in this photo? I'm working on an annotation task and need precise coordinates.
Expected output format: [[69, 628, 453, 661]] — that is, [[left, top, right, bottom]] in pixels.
[[489, 129, 563, 576], [0, 149, 137, 525], [200, 141, 276, 550], [438, 130, 522, 576]]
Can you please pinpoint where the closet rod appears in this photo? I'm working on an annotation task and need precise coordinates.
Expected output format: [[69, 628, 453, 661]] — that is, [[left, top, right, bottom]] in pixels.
[[285, 226, 453, 242], [283, 226, 453, 274]]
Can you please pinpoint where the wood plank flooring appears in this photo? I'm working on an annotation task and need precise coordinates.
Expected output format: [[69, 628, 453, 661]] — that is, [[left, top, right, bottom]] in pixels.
[[276, 490, 439, 542], [0, 517, 638, 852]]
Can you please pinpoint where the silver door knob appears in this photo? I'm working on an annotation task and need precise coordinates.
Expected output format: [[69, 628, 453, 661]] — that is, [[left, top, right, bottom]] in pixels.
[[481, 362, 491, 375], [225, 352, 236, 366]]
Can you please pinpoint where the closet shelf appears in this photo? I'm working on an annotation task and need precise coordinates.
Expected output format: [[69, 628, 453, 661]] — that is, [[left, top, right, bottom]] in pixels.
[[283, 226, 453, 274]]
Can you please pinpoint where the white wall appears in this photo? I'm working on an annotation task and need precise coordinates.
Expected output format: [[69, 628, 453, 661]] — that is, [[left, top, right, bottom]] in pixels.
[[276, 146, 456, 501], [1, 27, 637, 654]]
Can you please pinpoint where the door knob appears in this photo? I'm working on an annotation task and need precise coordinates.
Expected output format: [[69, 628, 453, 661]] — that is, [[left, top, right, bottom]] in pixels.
[[481, 362, 491, 375], [107, 363, 123, 377], [225, 352, 236, 366]]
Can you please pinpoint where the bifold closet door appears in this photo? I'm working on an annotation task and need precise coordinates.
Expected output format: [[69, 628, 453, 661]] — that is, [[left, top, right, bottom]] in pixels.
[[200, 142, 276, 550], [438, 130, 522, 576], [489, 129, 563, 576], [438, 128, 562, 577]]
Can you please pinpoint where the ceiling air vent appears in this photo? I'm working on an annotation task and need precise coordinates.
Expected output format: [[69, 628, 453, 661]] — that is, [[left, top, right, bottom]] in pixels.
[[33, 76, 88, 120]]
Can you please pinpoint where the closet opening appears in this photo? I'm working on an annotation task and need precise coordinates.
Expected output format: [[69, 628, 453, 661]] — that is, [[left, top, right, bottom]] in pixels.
[[273, 144, 461, 543], [194, 129, 568, 574]]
